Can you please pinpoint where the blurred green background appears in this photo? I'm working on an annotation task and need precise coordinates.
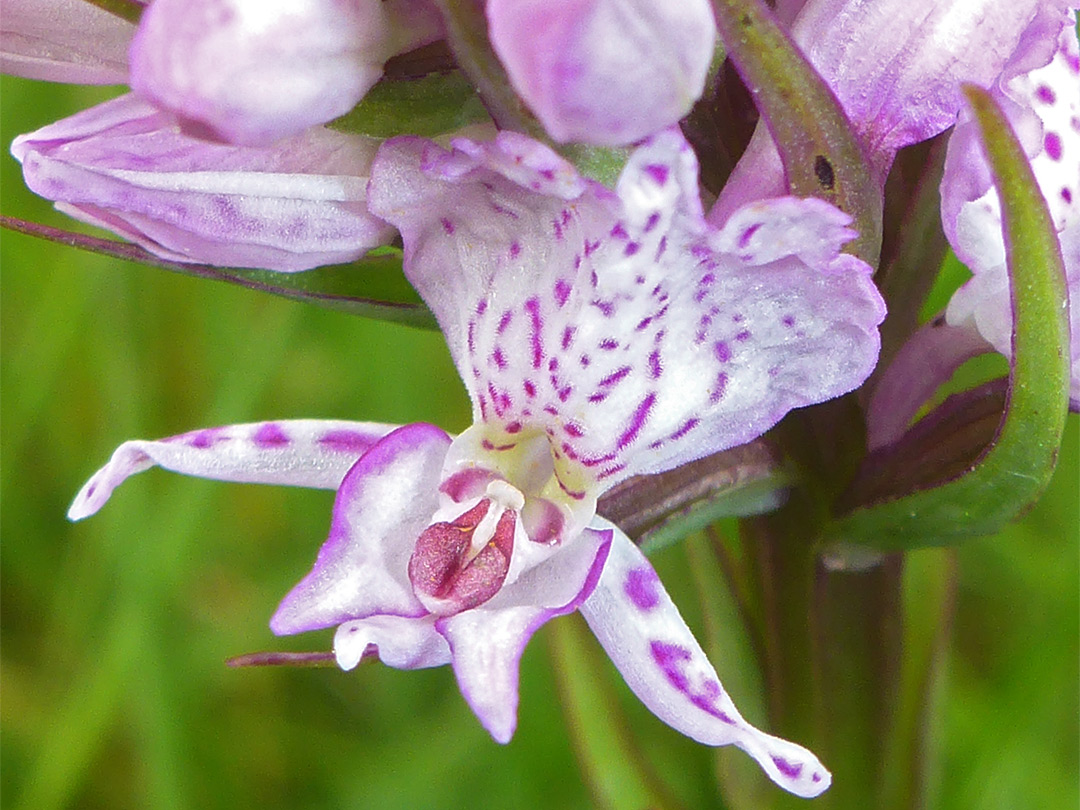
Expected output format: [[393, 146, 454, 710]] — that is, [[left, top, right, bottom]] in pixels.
[[2, 78, 1077, 810]]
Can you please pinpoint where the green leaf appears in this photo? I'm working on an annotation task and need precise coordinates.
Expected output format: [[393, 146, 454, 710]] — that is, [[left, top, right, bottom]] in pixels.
[[330, 72, 491, 138], [827, 86, 1071, 549], [546, 617, 684, 810], [1, 216, 437, 329], [597, 440, 790, 555], [711, 0, 883, 266]]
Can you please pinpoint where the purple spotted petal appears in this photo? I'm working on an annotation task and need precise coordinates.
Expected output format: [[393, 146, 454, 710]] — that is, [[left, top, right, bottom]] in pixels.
[[333, 614, 450, 671], [435, 526, 611, 742], [369, 129, 883, 491], [487, 0, 716, 145], [129, 0, 394, 146], [68, 419, 399, 520], [942, 15, 1080, 402], [579, 519, 831, 798], [270, 423, 452, 635], [11, 94, 395, 272], [712, 0, 1073, 219], [1, 0, 136, 84]]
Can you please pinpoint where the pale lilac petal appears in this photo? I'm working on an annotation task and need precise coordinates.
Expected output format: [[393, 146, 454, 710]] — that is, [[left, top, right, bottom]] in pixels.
[[487, 0, 716, 145], [68, 419, 398, 521], [792, 0, 1069, 161], [711, 0, 1073, 220], [11, 93, 395, 271], [369, 129, 884, 491], [270, 423, 452, 635], [435, 526, 612, 742], [1, 0, 135, 84], [129, 0, 394, 146], [333, 614, 450, 671], [943, 16, 1080, 401], [579, 519, 831, 798], [865, 317, 992, 451]]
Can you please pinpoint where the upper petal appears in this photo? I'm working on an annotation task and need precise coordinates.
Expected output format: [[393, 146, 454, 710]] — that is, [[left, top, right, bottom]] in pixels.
[[487, 0, 716, 145], [369, 129, 884, 492], [69, 419, 399, 520], [434, 525, 611, 742], [129, 0, 394, 146], [12, 94, 395, 271], [270, 423, 452, 635], [579, 519, 831, 798], [1, 0, 135, 84]]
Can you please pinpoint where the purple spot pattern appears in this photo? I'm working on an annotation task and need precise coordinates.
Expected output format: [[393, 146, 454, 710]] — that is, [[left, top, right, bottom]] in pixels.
[[624, 566, 661, 610], [649, 641, 738, 726]]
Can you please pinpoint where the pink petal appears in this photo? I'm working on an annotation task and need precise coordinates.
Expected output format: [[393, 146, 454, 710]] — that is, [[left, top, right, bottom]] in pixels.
[[270, 423, 452, 635], [129, 0, 394, 146], [487, 0, 716, 145], [11, 94, 395, 272], [434, 526, 612, 742], [1, 0, 135, 85], [68, 419, 398, 520], [579, 520, 831, 798], [369, 129, 884, 490]]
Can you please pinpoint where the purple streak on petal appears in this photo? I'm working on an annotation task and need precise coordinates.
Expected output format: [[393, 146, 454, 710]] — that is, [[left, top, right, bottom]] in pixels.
[[69, 419, 398, 520], [253, 422, 290, 448], [625, 567, 661, 611], [1045, 131, 1063, 160], [12, 94, 394, 271], [616, 392, 656, 450], [580, 522, 832, 798]]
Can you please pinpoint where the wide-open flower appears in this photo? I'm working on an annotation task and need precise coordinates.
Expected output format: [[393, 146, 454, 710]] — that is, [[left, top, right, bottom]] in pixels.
[[69, 129, 885, 797], [11, 93, 395, 271], [487, 0, 716, 146]]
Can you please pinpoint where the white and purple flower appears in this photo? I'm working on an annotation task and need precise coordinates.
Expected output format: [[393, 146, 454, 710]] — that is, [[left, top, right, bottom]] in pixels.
[[69, 129, 886, 798]]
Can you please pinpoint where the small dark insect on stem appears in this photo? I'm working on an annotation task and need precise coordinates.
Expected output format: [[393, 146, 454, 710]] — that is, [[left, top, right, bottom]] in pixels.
[[814, 155, 835, 190]]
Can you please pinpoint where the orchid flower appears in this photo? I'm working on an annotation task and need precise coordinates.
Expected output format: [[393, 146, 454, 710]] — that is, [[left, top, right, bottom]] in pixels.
[[867, 14, 1079, 448], [129, 0, 443, 146], [10, 93, 395, 272], [487, 0, 717, 146], [69, 129, 885, 798]]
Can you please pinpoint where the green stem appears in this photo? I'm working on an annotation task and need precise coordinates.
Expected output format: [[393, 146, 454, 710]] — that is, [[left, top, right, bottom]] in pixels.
[[80, 0, 142, 24]]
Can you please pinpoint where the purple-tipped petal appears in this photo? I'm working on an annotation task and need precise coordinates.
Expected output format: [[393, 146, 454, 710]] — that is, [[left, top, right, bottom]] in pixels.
[[129, 0, 394, 146], [333, 614, 450, 671], [942, 15, 1080, 401], [487, 0, 716, 145], [435, 526, 612, 742], [369, 129, 884, 490], [69, 419, 398, 520], [12, 94, 395, 271], [579, 520, 831, 798], [270, 423, 452, 635], [1, 0, 135, 84]]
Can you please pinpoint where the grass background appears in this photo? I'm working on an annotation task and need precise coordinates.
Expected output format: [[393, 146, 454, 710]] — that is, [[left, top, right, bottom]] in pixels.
[[2, 77, 1077, 810]]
